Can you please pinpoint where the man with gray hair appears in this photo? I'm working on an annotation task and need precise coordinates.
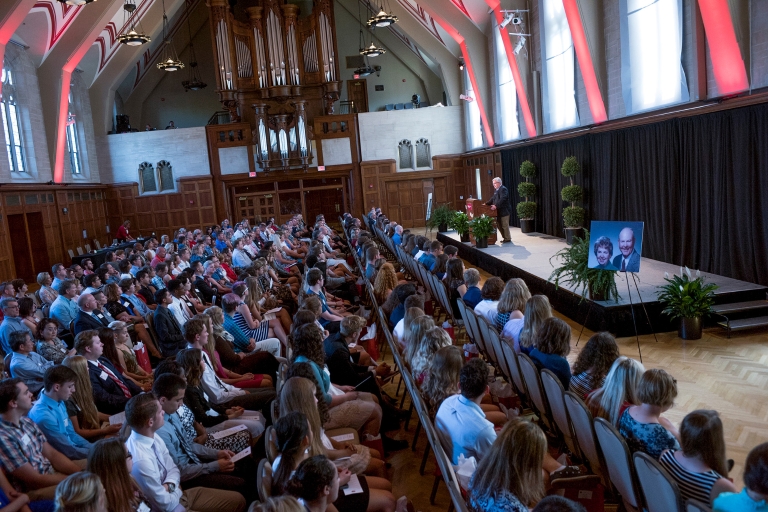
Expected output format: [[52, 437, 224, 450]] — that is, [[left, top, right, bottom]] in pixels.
[[0, 298, 32, 355], [485, 177, 512, 244]]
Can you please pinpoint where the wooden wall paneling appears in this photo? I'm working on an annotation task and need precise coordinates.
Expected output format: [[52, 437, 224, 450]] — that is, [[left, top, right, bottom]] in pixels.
[[0, 202, 13, 282]]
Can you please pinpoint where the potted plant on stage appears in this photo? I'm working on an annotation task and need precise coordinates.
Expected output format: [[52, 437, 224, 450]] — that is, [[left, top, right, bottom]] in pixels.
[[469, 214, 495, 249], [450, 211, 471, 243], [657, 267, 718, 340], [427, 204, 455, 233], [549, 230, 620, 302], [517, 160, 537, 234], [561, 156, 584, 245]]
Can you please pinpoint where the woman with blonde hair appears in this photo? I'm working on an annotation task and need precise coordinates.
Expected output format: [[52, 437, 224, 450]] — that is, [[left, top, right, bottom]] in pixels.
[[410, 326, 452, 385], [62, 356, 121, 440], [244, 276, 292, 333], [108, 321, 152, 386], [517, 295, 553, 354], [587, 356, 645, 425], [402, 316, 435, 372], [467, 421, 546, 511], [495, 279, 531, 332], [54, 472, 106, 512], [37, 272, 58, 306], [250, 496, 304, 512], [373, 263, 397, 305]]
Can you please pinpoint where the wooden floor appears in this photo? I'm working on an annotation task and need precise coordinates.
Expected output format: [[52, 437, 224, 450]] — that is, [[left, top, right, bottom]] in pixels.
[[381, 230, 768, 510]]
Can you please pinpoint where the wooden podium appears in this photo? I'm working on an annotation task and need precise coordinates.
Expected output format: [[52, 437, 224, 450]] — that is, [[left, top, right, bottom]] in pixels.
[[465, 198, 498, 246]]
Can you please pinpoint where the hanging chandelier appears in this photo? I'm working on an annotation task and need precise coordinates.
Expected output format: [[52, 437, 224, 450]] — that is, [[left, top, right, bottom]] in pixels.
[[181, 0, 206, 91], [118, 1, 150, 46], [157, 0, 184, 71], [367, 0, 398, 28], [361, 42, 386, 57], [56, 0, 96, 6]]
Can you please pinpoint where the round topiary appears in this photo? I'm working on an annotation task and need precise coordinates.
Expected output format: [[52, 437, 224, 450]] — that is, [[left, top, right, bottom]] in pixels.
[[520, 160, 537, 179], [561, 185, 583, 203], [518, 182, 536, 198], [517, 201, 537, 220], [563, 206, 585, 228], [561, 156, 580, 177]]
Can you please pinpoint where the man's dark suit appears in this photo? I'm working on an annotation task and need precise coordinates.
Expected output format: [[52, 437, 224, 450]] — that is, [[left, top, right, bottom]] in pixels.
[[87, 357, 141, 414], [485, 184, 512, 242], [73, 310, 109, 334], [153, 305, 186, 357], [612, 250, 641, 272]]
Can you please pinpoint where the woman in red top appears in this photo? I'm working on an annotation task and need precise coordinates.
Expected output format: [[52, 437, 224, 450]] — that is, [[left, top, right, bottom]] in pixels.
[[116, 220, 134, 242]]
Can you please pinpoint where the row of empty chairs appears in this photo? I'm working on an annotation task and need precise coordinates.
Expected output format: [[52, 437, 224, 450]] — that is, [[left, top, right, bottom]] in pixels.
[[384, 103, 417, 111], [370, 225, 715, 512], [67, 240, 104, 260]]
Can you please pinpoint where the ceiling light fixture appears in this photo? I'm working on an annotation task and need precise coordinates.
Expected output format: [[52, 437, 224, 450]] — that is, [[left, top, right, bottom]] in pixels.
[[181, 0, 206, 91], [361, 42, 386, 57], [156, 0, 184, 71], [367, 0, 398, 28], [118, 1, 150, 47], [56, 0, 96, 6]]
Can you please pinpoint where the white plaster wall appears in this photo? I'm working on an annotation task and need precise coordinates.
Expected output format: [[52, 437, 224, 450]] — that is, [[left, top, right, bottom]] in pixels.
[[321, 138, 352, 166], [96, 127, 211, 184], [357, 106, 465, 169], [219, 146, 250, 175]]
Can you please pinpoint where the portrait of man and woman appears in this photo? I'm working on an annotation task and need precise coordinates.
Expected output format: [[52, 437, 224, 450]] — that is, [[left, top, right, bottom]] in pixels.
[[587, 221, 644, 273]]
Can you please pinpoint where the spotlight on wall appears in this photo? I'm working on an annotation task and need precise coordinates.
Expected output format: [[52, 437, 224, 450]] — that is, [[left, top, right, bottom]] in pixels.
[[458, 59, 464, 71], [513, 36, 526, 55]]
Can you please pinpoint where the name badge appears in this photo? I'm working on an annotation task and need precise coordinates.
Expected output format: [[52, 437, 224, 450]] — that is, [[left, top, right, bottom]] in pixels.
[[96, 314, 105, 319], [20, 434, 31, 446], [60, 347, 67, 353], [64, 419, 70, 427], [99, 371, 109, 380], [138, 503, 151, 512]]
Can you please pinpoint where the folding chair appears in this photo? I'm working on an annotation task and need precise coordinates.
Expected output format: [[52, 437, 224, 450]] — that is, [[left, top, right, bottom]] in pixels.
[[541, 369, 579, 457], [594, 417, 644, 512], [634, 451, 684, 512]]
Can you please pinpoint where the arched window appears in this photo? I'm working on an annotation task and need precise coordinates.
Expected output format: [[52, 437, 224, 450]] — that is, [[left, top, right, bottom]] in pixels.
[[139, 162, 157, 193], [66, 91, 82, 174], [1, 67, 26, 173], [157, 160, 174, 191], [415, 138, 431, 168], [398, 139, 413, 170]]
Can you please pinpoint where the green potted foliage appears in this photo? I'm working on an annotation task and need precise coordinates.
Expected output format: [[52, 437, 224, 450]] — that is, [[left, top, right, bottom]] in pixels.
[[450, 211, 471, 243], [549, 230, 620, 302], [427, 204, 455, 232], [561, 156, 584, 244], [517, 160, 537, 234], [657, 267, 718, 340], [469, 214, 495, 249]]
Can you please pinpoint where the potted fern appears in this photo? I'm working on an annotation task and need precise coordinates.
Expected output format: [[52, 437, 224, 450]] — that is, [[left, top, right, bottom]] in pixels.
[[517, 160, 537, 234], [549, 230, 620, 302], [427, 204, 455, 233], [450, 211, 471, 243], [657, 267, 718, 340], [561, 156, 584, 244], [469, 214, 495, 249]]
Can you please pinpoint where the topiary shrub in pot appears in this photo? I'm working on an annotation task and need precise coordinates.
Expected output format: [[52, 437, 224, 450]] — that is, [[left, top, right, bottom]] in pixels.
[[469, 214, 495, 249], [561, 156, 584, 244], [449, 211, 471, 243], [517, 160, 537, 234]]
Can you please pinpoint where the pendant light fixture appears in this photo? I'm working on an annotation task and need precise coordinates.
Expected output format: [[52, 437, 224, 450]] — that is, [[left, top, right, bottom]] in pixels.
[[355, 3, 380, 76], [367, 0, 397, 28], [157, 0, 184, 71], [181, 0, 207, 91], [361, 41, 386, 58], [56, 0, 96, 6], [118, 0, 151, 46]]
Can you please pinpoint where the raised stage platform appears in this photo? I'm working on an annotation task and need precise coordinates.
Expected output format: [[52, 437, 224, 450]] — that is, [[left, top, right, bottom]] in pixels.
[[436, 229, 768, 336]]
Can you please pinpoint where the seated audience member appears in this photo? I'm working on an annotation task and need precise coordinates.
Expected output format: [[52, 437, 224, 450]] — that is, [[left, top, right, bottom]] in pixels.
[[529, 317, 572, 388], [532, 496, 587, 512], [495, 278, 530, 332], [183, 317, 275, 415], [713, 442, 768, 512], [74, 330, 141, 415], [569, 332, 620, 398], [373, 263, 398, 306], [517, 295, 553, 354], [402, 316, 435, 378], [9, 331, 54, 395], [153, 374, 253, 500], [18, 298, 39, 334], [123, 393, 246, 512], [409, 327, 452, 385], [0, 378, 82, 499], [49, 280, 79, 336], [166, 280, 191, 327], [462, 269, 482, 309], [587, 356, 645, 426], [618, 368, 681, 459], [61, 356, 121, 440], [445, 259, 466, 320], [102, 284, 161, 359], [73, 294, 110, 334], [91, 290, 116, 326], [28, 366, 92, 460], [364, 247, 381, 282], [435, 358, 497, 464], [658, 410, 736, 504], [393, 297, 425, 349], [306, 270, 348, 334], [432, 253, 449, 280], [97, 328, 149, 392], [153, 289, 185, 357], [286, 456, 340, 512], [220, 294, 280, 357], [324, 316, 388, 390], [53, 471, 105, 512], [36, 318, 74, 364], [0, 298, 33, 355], [50, 265, 69, 294], [473, 277, 504, 325], [467, 421, 546, 512], [135, 269, 158, 308], [109, 321, 152, 385], [87, 437, 151, 512], [230, 283, 287, 348], [205, 306, 280, 378], [388, 284, 416, 329]]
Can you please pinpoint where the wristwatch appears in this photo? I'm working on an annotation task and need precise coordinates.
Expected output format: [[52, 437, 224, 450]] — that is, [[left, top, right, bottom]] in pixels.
[[167, 483, 176, 493]]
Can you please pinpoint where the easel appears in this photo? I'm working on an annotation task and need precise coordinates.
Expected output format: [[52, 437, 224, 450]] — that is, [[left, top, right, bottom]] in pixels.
[[575, 271, 658, 363]]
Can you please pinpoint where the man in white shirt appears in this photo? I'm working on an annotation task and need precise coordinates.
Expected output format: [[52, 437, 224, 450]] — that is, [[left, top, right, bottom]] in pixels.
[[125, 393, 245, 512], [166, 280, 190, 328]]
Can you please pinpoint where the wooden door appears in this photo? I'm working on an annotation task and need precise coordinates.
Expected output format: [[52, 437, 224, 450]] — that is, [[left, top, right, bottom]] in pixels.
[[236, 193, 276, 223], [7, 214, 32, 282], [347, 80, 368, 113], [304, 186, 345, 224], [26, 212, 49, 277]]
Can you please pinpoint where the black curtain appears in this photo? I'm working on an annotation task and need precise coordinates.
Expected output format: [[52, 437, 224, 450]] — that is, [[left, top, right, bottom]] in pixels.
[[500, 102, 768, 286]]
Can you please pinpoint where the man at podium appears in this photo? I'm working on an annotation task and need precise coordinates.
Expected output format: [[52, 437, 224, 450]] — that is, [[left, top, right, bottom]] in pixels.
[[486, 177, 512, 243]]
